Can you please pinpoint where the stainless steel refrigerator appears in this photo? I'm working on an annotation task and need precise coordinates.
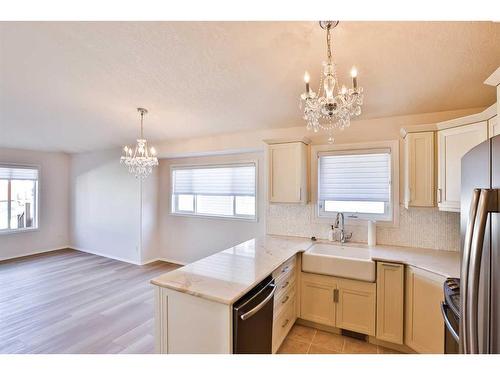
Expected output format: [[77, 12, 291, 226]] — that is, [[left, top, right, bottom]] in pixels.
[[459, 134, 500, 354]]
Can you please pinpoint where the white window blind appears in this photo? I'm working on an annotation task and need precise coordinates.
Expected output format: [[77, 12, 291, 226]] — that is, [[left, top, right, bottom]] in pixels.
[[318, 150, 391, 203], [171, 163, 257, 220], [172, 164, 255, 197], [0, 166, 39, 180]]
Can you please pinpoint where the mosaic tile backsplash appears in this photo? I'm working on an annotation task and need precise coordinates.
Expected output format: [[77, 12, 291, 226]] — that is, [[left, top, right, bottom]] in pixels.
[[266, 204, 460, 252]]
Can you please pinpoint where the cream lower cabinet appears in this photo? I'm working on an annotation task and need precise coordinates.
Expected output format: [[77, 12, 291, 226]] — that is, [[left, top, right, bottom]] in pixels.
[[300, 272, 337, 326], [336, 278, 376, 335], [405, 266, 445, 354], [300, 272, 375, 336], [272, 255, 298, 353], [376, 262, 404, 344]]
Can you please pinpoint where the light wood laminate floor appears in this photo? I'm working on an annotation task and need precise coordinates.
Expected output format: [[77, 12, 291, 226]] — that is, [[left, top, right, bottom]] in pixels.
[[0, 249, 179, 354]]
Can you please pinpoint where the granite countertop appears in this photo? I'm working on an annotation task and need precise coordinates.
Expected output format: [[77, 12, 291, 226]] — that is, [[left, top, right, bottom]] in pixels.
[[151, 235, 461, 305], [151, 236, 312, 305]]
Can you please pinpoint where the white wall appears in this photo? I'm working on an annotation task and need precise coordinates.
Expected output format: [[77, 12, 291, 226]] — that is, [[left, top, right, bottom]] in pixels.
[[157, 152, 266, 264], [70, 148, 159, 264], [0, 148, 70, 260]]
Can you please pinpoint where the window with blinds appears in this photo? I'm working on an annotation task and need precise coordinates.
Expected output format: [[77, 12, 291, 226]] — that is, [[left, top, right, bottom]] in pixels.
[[0, 165, 39, 232], [171, 163, 257, 219], [318, 149, 392, 220]]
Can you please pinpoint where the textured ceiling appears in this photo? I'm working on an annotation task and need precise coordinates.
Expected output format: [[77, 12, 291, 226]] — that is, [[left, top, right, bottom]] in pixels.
[[0, 21, 499, 153]]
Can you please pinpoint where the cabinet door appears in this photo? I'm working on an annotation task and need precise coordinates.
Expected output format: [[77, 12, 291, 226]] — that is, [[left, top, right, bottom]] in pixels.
[[300, 273, 336, 326], [405, 266, 445, 354], [268, 142, 307, 203], [376, 262, 404, 344], [336, 278, 376, 336], [489, 116, 499, 138], [405, 132, 435, 207], [437, 122, 488, 212]]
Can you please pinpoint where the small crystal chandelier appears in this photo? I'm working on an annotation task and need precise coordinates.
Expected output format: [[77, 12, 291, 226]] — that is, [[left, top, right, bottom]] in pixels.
[[300, 21, 364, 143], [120, 107, 158, 179]]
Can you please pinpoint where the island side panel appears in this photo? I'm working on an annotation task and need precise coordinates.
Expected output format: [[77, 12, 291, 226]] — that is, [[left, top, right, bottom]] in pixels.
[[155, 285, 233, 353]]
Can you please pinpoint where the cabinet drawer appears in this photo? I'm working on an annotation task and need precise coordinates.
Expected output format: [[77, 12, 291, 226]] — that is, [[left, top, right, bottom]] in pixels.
[[274, 283, 295, 318], [272, 296, 296, 353], [275, 267, 295, 295], [272, 256, 296, 280]]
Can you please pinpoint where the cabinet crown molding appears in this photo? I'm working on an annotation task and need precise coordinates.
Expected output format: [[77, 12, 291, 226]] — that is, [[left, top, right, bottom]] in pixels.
[[263, 137, 311, 145]]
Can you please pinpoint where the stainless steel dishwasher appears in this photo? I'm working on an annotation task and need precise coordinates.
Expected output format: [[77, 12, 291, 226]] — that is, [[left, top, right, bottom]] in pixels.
[[232, 275, 275, 354]]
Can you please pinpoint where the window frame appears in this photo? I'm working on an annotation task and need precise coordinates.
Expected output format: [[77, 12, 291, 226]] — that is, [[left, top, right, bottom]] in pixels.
[[311, 140, 399, 227], [169, 161, 258, 222], [0, 163, 40, 235]]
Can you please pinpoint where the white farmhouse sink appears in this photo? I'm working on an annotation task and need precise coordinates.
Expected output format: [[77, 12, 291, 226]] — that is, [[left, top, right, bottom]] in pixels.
[[302, 243, 375, 282]]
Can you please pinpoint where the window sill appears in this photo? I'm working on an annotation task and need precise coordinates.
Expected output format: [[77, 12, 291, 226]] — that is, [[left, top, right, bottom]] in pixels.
[[169, 212, 258, 223], [0, 227, 39, 236]]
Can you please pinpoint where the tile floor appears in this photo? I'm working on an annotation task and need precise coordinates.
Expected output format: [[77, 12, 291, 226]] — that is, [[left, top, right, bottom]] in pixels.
[[277, 323, 402, 354]]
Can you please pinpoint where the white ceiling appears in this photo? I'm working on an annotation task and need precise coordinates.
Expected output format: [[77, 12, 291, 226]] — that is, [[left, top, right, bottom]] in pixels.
[[0, 21, 499, 153]]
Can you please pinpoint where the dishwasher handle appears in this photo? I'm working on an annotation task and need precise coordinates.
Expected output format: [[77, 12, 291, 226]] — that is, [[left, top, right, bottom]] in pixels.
[[240, 283, 276, 321]]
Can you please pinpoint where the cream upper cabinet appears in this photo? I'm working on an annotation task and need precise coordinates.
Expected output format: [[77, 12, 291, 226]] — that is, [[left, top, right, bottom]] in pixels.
[[336, 278, 376, 336], [267, 141, 308, 203], [404, 132, 435, 208], [405, 266, 445, 354], [437, 121, 488, 212], [376, 262, 404, 344], [300, 272, 336, 326], [489, 115, 499, 138]]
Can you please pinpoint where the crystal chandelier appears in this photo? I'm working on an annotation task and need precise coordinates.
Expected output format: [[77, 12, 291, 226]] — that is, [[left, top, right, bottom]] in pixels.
[[300, 21, 364, 143], [120, 107, 158, 179]]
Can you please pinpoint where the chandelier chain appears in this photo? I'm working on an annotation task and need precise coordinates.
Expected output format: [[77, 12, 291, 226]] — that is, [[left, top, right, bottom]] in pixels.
[[326, 24, 332, 61], [140, 110, 144, 138]]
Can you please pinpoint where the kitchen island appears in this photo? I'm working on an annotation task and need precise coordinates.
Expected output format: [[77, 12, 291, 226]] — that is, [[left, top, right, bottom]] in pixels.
[[151, 235, 460, 354]]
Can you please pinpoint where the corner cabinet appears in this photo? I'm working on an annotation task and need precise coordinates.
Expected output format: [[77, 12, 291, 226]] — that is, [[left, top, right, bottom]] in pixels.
[[266, 140, 309, 203], [437, 121, 488, 212], [403, 132, 435, 208], [404, 266, 445, 354]]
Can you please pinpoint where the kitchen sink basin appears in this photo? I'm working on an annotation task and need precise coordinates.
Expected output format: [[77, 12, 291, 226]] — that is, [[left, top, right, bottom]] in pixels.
[[302, 243, 375, 282]]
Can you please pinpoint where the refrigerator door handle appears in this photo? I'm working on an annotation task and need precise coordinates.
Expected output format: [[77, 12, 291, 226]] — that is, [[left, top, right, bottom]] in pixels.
[[460, 189, 481, 354], [467, 189, 500, 354]]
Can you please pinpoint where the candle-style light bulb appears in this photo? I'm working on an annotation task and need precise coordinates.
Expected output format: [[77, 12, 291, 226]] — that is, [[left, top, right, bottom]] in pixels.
[[304, 71, 310, 94], [350, 66, 358, 90], [341, 85, 347, 95], [150, 147, 157, 156]]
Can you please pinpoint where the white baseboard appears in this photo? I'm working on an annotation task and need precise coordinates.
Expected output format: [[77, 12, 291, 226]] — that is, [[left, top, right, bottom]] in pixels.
[[0, 245, 71, 262], [71, 246, 144, 265], [145, 257, 186, 266], [70, 247, 186, 267]]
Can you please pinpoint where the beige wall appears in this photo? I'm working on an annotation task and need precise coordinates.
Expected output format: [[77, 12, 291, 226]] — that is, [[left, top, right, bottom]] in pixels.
[[157, 152, 266, 264], [155, 108, 481, 257], [0, 148, 70, 260], [69, 148, 159, 264], [155, 107, 483, 158]]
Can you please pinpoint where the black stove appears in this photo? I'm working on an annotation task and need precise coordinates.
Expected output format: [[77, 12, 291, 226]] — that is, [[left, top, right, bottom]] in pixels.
[[442, 278, 460, 353]]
